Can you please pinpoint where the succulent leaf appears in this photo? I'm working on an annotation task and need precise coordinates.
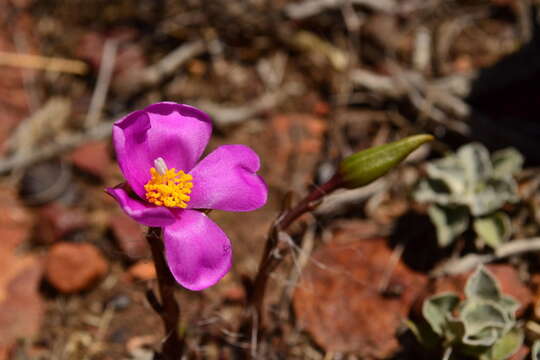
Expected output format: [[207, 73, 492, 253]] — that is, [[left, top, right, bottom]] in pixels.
[[427, 156, 467, 195], [479, 327, 523, 360], [458, 143, 493, 185], [423, 293, 461, 336], [473, 212, 512, 249], [491, 148, 524, 178], [465, 266, 501, 301], [460, 301, 507, 338], [428, 204, 469, 247], [462, 326, 500, 347]]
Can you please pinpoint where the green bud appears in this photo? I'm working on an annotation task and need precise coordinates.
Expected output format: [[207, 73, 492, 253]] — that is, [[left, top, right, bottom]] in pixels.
[[339, 134, 434, 189]]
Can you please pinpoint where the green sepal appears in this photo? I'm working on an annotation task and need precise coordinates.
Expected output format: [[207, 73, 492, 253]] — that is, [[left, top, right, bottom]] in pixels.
[[339, 134, 434, 189]]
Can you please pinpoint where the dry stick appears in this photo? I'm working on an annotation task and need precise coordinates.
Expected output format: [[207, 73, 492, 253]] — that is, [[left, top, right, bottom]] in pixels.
[[146, 227, 184, 359], [0, 51, 88, 74], [86, 39, 118, 128], [245, 173, 343, 347], [431, 237, 540, 277], [0, 119, 114, 175]]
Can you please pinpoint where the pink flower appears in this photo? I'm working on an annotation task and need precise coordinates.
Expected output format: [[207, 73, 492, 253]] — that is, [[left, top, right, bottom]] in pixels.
[[106, 102, 268, 290]]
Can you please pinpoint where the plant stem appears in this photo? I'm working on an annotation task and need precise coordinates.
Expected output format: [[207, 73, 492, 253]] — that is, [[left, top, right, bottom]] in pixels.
[[146, 227, 184, 359], [246, 173, 342, 336]]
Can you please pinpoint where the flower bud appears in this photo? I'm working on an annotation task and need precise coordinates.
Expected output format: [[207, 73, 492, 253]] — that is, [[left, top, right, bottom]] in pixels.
[[339, 134, 434, 189]]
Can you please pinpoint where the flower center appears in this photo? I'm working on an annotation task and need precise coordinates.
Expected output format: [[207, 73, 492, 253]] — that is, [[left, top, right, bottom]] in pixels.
[[144, 158, 193, 208]]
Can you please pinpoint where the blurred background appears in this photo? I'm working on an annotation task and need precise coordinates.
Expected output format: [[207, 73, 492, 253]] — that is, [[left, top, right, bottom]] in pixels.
[[1, 0, 540, 359]]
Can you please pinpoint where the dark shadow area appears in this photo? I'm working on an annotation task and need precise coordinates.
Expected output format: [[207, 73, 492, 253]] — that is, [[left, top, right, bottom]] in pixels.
[[466, 5, 540, 164], [388, 210, 451, 273]]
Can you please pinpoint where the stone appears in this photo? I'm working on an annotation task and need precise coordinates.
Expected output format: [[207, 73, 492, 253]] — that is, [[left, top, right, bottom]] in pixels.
[[127, 261, 156, 281], [293, 238, 427, 358], [45, 242, 108, 293], [69, 140, 112, 179], [35, 203, 87, 243], [0, 252, 44, 346], [111, 213, 148, 260]]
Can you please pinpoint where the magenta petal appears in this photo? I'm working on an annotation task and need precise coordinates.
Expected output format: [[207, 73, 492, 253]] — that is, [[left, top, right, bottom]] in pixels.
[[163, 210, 232, 290], [113, 102, 212, 197], [106, 186, 176, 227], [188, 145, 268, 212]]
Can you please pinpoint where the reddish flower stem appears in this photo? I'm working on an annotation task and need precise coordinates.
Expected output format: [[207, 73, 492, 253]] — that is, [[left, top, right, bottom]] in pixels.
[[246, 173, 343, 337], [146, 227, 184, 359]]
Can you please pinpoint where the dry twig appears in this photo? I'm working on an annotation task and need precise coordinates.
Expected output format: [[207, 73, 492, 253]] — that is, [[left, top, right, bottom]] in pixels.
[[0, 51, 88, 74], [0, 120, 113, 175], [432, 237, 540, 276], [285, 0, 397, 19], [86, 39, 119, 128]]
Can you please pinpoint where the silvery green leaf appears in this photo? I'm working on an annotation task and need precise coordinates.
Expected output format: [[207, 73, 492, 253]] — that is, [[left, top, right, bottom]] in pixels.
[[473, 212, 512, 249], [467, 179, 517, 216], [498, 295, 519, 320], [458, 143, 493, 185], [465, 266, 501, 301], [532, 340, 540, 360], [414, 178, 453, 204], [463, 327, 500, 347], [427, 156, 467, 195], [479, 327, 523, 360], [423, 293, 461, 335], [491, 148, 524, 178], [460, 300, 507, 337], [428, 204, 469, 247]]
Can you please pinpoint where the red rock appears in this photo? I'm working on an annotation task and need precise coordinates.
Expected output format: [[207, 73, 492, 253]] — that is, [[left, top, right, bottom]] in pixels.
[[0, 346, 11, 360], [35, 203, 87, 243], [0, 252, 44, 346], [45, 242, 108, 293], [509, 345, 529, 360], [293, 238, 428, 358], [111, 213, 148, 260], [127, 261, 156, 281], [69, 141, 112, 179], [223, 285, 246, 302]]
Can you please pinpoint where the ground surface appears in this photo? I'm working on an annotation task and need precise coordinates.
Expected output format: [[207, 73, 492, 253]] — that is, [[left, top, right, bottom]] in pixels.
[[1, 0, 540, 359]]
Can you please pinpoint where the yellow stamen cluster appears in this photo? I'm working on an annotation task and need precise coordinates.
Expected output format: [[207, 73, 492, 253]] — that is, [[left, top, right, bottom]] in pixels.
[[144, 168, 193, 208]]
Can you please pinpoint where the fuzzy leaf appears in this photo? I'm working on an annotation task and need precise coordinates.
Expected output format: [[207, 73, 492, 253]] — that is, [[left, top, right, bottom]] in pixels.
[[414, 178, 453, 205], [479, 327, 523, 360], [457, 143, 493, 184], [467, 179, 518, 216], [426, 156, 467, 195], [460, 301, 508, 347], [473, 212, 512, 249], [339, 134, 434, 189], [465, 266, 502, 301], [498, 296, 520, 320], [463, 327, 500, 347], [428, 204, 469, 247], [491, 148, 524, 178], [458, 143, 493, 185], [423, 293, 461, 335]]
